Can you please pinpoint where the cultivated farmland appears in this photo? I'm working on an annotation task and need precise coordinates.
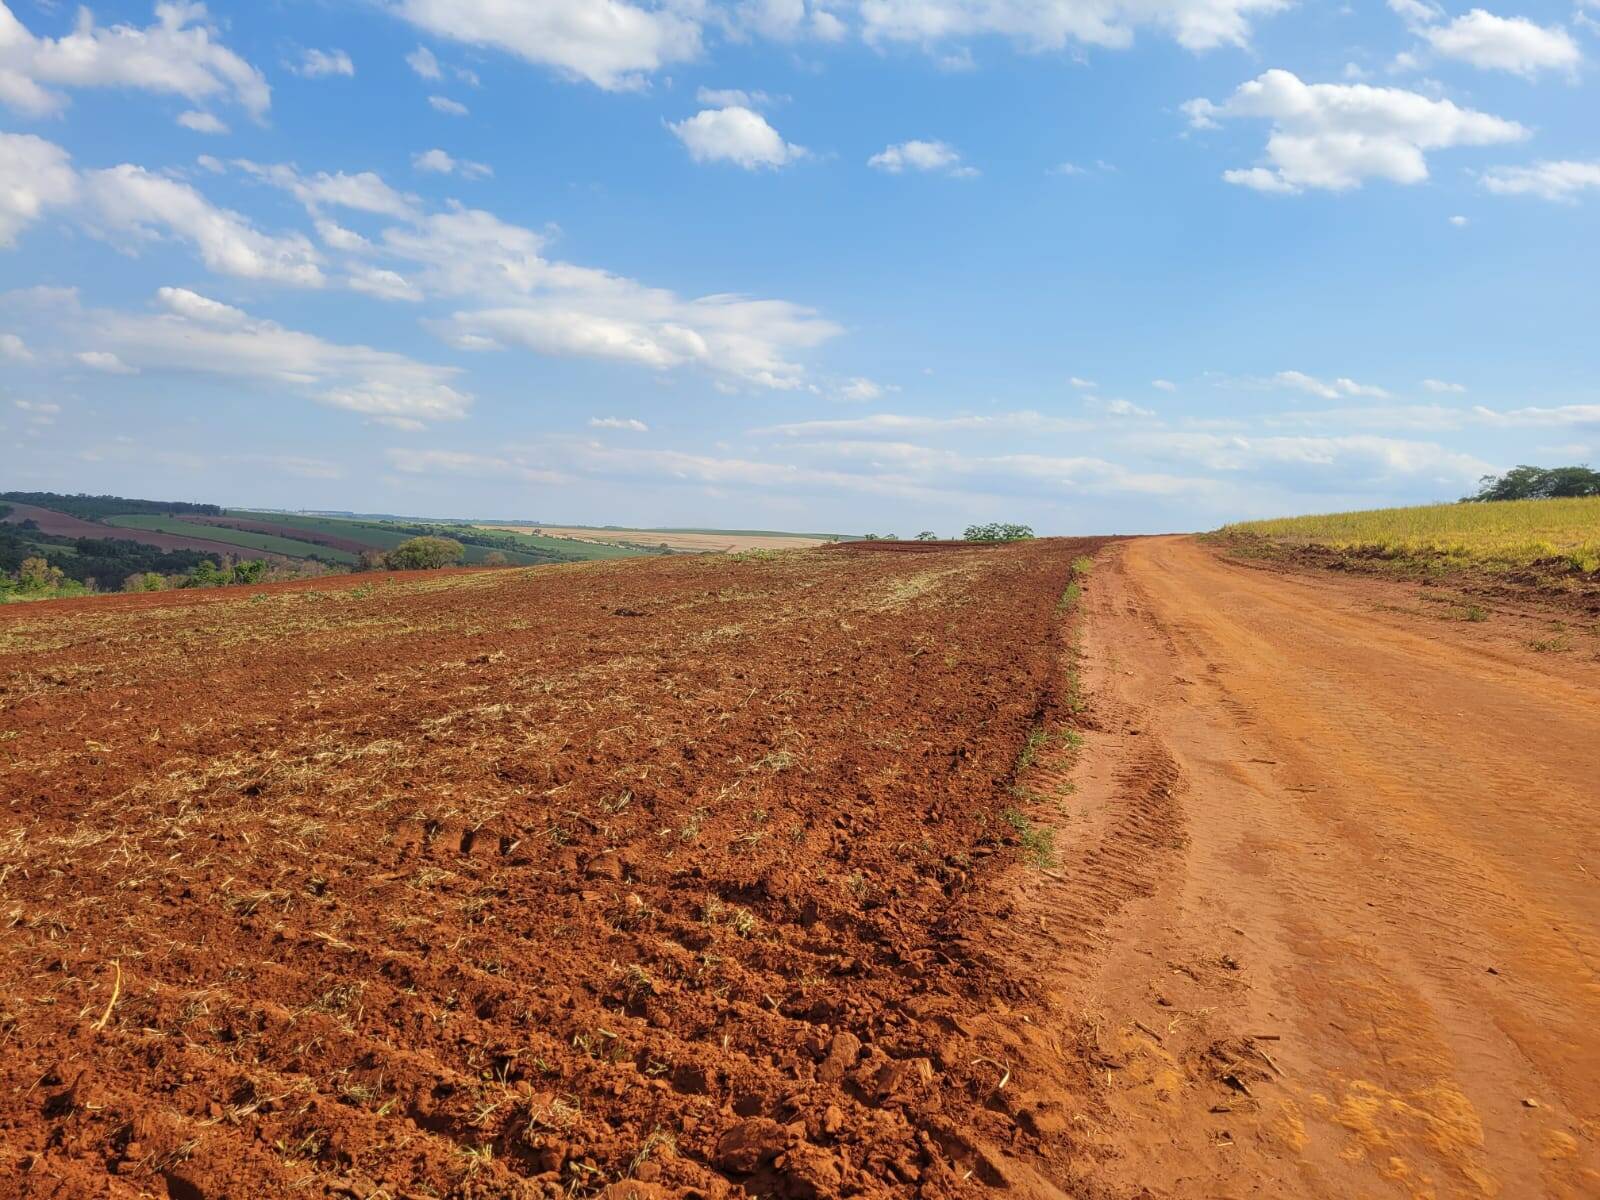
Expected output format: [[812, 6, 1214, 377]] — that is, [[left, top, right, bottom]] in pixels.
[[0, 540, 1109, 1199], [106, 515, 361, 565]]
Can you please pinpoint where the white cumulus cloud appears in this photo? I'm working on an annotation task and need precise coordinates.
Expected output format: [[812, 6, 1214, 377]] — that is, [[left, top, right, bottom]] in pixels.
[[428, 94, 469, 116], [76, 349, 138, 374], [88, 288, 472, 425], [411, 148, 493, 178], [1394, 4, 1581, 77], [83, 163, 326, 286], [855, 0, 1290, 53], [669, 107, 807, 168], [868, 139, 977, 176], [392, 0, 701, 91], [0, 1, 269, 119], [294, 48, 355, 78], [1481, 159, 1600, 202], [1273, 370, 1390, 400], [1186, 69, 1527, 193], [589, 416, 649, 431], [176, 109, 227, 134], [0, 132, 78, 246]]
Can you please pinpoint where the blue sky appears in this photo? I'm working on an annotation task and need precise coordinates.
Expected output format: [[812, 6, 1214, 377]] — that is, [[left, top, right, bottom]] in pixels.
[[1, 0, 1596, 534]]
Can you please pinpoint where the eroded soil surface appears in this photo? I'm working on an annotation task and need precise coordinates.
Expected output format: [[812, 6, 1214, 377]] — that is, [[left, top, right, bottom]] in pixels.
[[0, 540, 1110, 1200]]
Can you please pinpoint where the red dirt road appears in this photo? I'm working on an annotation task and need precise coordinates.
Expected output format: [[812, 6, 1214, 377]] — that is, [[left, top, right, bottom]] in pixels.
[[1048, 537, 1599, 1197]]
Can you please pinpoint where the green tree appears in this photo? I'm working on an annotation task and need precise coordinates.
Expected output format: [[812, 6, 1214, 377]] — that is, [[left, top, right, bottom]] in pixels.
[[230, 560, 267, 584], [962, 523, 1035, 542], [385, 536, 465, 570], [915, 531, 939, 541], [183, 560, 230, 588], [123, 572, 167, 593], [18, 556, 65, 592], [1465, 465, 1600, 502], [482, 550, 510, 567]]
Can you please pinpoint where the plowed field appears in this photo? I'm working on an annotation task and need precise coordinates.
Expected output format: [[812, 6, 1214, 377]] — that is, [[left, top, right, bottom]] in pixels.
[[0, 540, 1109, 1200]]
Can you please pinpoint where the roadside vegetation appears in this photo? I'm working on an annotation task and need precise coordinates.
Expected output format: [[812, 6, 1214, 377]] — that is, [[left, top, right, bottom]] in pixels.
[[1219, 494, 1600, 575]]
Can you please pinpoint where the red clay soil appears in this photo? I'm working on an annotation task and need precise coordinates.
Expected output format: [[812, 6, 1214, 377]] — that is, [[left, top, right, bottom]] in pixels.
[[0, 503, 276, 560], [182, 516, 372, 556], [0, 539, 1113, 1200]]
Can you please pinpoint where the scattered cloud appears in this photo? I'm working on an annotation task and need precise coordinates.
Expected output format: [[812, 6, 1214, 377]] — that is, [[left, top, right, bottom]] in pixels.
[[1152, 378, 1177, 391], [346, 265, 425, 303], [81, 287, 472, 426], [0, 132, 77, 246], [1134, 430, 1491, 481], [0, 1, 269, 119], [371, 206, 841, 389], [840, 377, 889, 402], [868, 139, 977, 177], [294, 48, 356, 79], [760, 411, 1092, 437], [589, 416, 649, 431], [1481, 159, 1600, 202], [1069, 376, 1097, 390], [406, 45, 443, 80], [695, 86, 774, 108], [13, 398, 59, 423], [235, 160, 420, 220], [428, 94, 469, 116], [730, 0, 847, 43], [1272, 370, 1391, 400], [1085, 396, 1154, 417], [75, 349, 137, 374], [669, 107, 807, 168], [1422, 378, 1466, 393], [855, 0, 1290, 54], [1449, 213, 1469, 226], [0, 332, 31, 361], [391, 0, 701, 91], [412, 148, 493, 179], [83, 162, 326, 285], [386, 447, 571, 483], [176, 109, 228, 134], [1185, 70, 1526, 193], [1391, 3, 1581, 78]]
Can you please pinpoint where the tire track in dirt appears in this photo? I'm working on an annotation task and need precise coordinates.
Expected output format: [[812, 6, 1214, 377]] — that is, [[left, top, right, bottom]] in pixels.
[[1028, 536, 1600, 1199]]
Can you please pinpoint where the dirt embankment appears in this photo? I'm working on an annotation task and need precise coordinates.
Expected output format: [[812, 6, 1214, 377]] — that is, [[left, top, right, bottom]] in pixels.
[[1212, 531, 1600, 615], [0, 539, 1111, 1200]]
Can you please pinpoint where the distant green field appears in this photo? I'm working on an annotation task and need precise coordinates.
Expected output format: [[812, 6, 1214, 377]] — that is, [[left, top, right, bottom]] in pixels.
[[482, 529, 650, 560], [230, 511, 649, 565], [106, 515, 359, 564], [1220, 496, 1600, 573]]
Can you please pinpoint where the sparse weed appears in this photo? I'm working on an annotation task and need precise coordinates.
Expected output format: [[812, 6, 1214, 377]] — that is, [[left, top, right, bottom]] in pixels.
[[1002, 808, 1057, 869]]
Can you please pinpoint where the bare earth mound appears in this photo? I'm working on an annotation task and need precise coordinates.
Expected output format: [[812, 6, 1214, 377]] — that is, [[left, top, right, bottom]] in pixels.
[[0, 540, 1109, 1200]]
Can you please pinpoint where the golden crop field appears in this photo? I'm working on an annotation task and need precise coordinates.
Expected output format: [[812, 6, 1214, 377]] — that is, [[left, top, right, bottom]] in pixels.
[[1221, 496, 1600, 573]]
